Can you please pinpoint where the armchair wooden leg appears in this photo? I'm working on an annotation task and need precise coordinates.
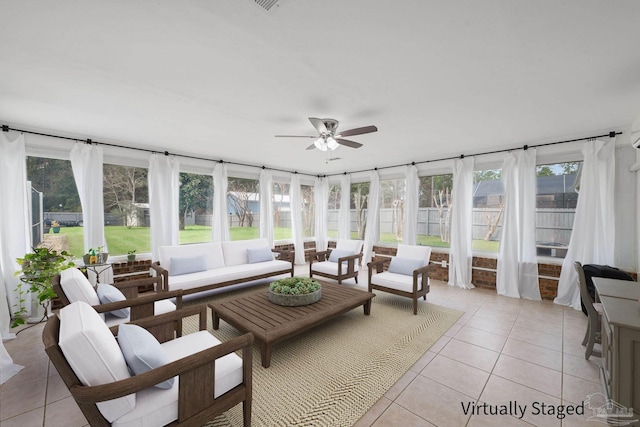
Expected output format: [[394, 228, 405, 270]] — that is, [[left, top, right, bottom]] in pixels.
[[413, 297, 418, 315], [243, 400, 251, 427], [354, 276, 358, 284]]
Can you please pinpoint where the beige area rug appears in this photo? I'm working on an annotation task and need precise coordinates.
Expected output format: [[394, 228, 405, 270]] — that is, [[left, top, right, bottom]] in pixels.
[[183, 285, 462, 427]]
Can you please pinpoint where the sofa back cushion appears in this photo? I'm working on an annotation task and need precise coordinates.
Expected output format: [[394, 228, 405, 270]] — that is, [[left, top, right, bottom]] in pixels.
[[222, 238, 271, 267], [335, 239, 363, 255], [396, 244, 432, 266], [158, 242, 225, 274], [60, 268, 101, 306], [58, 301, 135, 422]]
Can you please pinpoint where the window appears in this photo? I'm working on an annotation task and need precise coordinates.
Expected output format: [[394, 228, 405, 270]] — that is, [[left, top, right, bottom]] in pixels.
[[301, 184, 315, 238], [27, 157, 84, 257], [379, 178, 405, 244], [273, 181, 291, 240], [535, 162, 581, 258], [178, 172, 213, 244], [472, 169, 503, 252], [418, 174, 453, 247], [350, 182, 369, 240], [103, 164, 149, 255], [228, 177, 259, 241], [327, 184, 340, 239]]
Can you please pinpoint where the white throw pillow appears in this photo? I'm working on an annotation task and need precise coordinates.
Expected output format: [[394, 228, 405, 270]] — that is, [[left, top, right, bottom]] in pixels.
[[118, 323, 175, 389], [58, 301, 135, 422], [387, 257, 424, 276], [60, 268, 101, 306], [328, 249, 353, 263], [169, 255, 207, 276], [96, 284, 130, 318], [246, 247, 274, 263]]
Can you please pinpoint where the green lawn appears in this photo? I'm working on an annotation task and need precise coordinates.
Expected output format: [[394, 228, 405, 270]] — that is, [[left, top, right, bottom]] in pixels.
[[52, 225, 499, 258]]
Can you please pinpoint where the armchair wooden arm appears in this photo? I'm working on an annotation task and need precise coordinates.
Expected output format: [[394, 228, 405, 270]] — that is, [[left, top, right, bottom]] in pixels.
[[150, 262, 169, 292], [309, 250, 330, 264]]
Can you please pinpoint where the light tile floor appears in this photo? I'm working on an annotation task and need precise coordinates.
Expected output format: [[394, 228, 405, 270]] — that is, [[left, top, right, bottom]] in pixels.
[[1, 265, 605, 426]]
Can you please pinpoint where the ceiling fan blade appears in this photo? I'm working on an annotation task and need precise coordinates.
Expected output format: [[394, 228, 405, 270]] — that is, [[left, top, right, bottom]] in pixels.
[[336, 125, 378, 137], [275, 135, 317, 138], [336, 138, 363, 149], [309, 117, 327, 133], [306, 143, 316, 150]]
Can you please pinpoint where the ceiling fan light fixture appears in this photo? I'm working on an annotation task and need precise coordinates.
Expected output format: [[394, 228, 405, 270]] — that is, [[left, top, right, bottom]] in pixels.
[[326, 136, 339, 150], [314, 137, 328, 151]]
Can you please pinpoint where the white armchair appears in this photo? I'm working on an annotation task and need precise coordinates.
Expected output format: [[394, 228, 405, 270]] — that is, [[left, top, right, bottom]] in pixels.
[[309, 239, 364, 284], [368, 244, 432, 315]]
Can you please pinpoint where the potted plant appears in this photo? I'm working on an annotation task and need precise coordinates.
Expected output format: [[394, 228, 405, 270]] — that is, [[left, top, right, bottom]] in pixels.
[[97, 245, 108, 264], [12, 247, 75, 327], [268, 277, 322, 306], [51, 220, 61, 234], [127, 249, 137, 262]]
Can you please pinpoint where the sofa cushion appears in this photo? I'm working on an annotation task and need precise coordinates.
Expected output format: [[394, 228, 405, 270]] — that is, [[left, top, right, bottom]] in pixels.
[[158, 243, 225, 274], [247, 247, 274, 264], [311, 260, 359, 276], [388, 257, 424, 276], [371, 271, 427, 293], [166, 260, 291, 292], [60, 268, 101, 306], [111, 331, 243, 427], [396, 244, 431, 265], [117, 324, 174, 389], [58, 301, 135, 422], [328, 249, 353, 263], [222, 238, 271, 267], [97, 284, 130, 318], [169, 255, 207, 276], [335, 239, 363, 254]]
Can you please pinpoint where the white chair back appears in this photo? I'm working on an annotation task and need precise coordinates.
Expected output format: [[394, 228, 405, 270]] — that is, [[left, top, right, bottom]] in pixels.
[[396, 244, 431, 266], [335, 239, 363, 254]]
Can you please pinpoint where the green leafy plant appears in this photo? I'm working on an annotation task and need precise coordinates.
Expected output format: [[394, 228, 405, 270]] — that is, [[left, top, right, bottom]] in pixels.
[[269, 277, 321, 295], [12, 247, 75, 327], [127, 249, 136, 255]]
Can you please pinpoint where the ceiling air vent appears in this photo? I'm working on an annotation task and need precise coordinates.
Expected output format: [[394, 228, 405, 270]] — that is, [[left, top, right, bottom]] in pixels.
[[253, 0, 280, 12]]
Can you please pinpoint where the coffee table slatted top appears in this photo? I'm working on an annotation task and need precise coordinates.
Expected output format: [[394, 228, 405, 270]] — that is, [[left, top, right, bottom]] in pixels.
[[208, 281, 374, 367]]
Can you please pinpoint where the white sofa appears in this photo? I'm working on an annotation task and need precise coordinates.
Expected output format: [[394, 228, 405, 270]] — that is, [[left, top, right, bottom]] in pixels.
[[152, 238, 294, 296]]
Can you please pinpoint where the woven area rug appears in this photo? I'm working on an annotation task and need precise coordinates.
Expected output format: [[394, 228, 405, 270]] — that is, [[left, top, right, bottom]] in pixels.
[[183, 285, 462, 427]]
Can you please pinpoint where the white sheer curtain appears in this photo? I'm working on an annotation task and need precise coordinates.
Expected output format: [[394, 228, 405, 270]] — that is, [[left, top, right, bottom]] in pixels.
[[496, 149, 540, 299], [290, 174, 305, 264], [1, 340, 23, 384], [259, 169, 274, 247], [70, 143, 106, 253], [362, 171, 380, 264], [149, 154, 180, 261], [448, 157, 475, 289], [338, 174, 351, 240], [0, 132, 30, 340], [555, 139, 616, 310], [403, 165, 419, 245], [314, 176, 329, 252], [212, 163, 230, 242]]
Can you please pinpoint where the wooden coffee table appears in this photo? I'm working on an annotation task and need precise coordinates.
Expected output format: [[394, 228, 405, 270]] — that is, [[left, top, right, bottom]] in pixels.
[[208, 281, 374, 368]]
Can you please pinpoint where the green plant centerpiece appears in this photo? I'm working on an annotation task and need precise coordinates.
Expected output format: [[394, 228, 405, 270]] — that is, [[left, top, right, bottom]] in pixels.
[[268, 276, 322, 307], [12, 247, 75, 327]]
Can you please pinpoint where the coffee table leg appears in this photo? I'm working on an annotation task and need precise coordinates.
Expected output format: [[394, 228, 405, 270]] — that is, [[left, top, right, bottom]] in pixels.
[[363, 299, 372, 315], [261, 343, 272, 368]]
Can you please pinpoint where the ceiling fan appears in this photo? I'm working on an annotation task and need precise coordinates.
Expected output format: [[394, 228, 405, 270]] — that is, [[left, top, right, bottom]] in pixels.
[[275, 117, 377, 151]]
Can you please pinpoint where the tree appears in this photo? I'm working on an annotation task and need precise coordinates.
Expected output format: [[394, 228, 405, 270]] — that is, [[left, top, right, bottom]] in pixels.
[[536, 165, 554, 176], [227, 178, 258, 227], [103, 165, 148, 227], [272, 182, 289, 228], [179, 173, 212, 230], [351, 182, 369, 239], [433, 188, 451, 243], [474, 169, 501, 183]]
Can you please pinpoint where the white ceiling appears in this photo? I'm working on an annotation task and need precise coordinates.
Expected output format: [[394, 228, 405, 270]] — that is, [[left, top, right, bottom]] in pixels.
[[1, 0, 640, 175]]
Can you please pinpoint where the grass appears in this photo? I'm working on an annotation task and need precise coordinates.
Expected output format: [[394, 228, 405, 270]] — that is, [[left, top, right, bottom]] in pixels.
[[51, 225, 500, 258]]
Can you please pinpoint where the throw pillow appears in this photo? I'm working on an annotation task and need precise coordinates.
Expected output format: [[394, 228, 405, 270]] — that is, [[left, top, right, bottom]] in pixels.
[[328, 249, 353, 263], [388, 257, 424, 276], [169, 255, 207, 276], [246, 247, 274, 263], [96, 284, 130, 318], [117, 323, 175, 389]]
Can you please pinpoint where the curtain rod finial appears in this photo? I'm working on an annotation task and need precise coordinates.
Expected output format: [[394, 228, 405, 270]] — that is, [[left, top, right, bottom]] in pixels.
[[1, 125, 8, 132]]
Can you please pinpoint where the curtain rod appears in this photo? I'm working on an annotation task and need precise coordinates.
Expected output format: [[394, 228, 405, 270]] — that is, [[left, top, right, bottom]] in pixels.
[[325, 131, 622, 177], [1, 124, 318, 178], [2, 124, 621, 179]]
